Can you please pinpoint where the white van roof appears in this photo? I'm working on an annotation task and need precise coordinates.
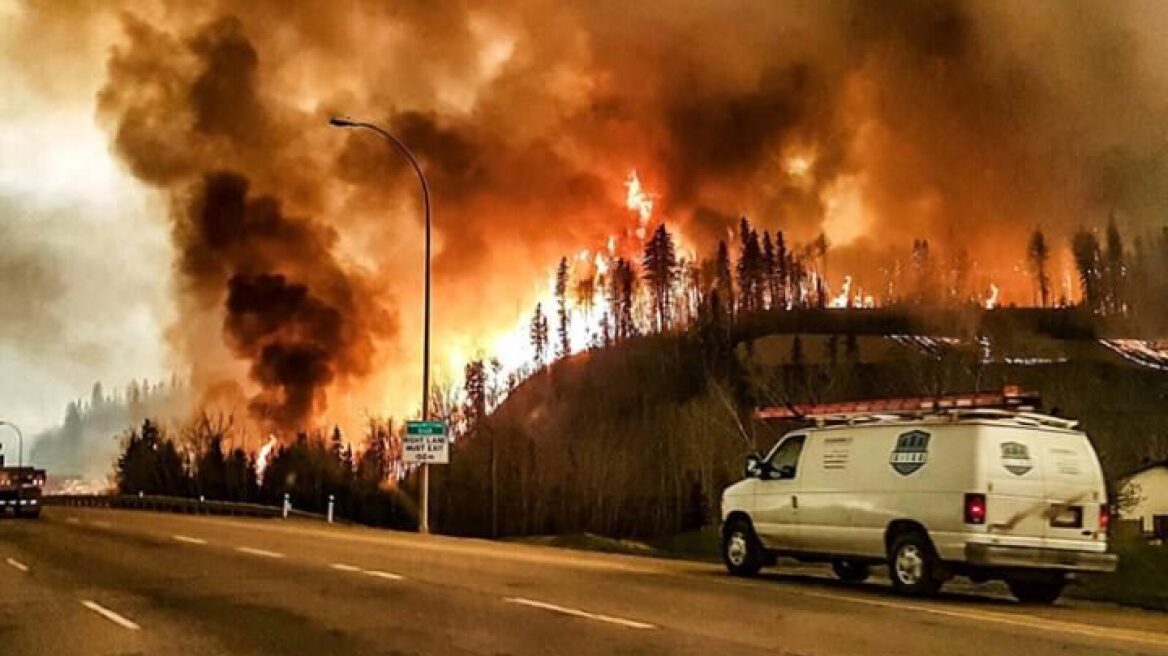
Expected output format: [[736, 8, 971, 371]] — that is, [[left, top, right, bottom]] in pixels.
[[803, 409, 1079, 434]]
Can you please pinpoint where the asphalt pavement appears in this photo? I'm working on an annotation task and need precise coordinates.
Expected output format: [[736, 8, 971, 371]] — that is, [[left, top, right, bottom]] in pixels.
[[0, 507, 1165, 655]]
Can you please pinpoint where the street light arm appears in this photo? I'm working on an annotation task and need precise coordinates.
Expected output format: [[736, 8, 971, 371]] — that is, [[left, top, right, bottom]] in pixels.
[[328, 117, 431, 212]]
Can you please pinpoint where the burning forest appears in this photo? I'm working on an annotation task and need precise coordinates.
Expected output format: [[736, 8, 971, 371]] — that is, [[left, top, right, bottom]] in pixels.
[[7, 1, 1168, 443]]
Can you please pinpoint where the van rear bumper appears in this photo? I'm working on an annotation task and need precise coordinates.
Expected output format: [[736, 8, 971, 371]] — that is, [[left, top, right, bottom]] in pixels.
[[964, 543, 1118, 573]]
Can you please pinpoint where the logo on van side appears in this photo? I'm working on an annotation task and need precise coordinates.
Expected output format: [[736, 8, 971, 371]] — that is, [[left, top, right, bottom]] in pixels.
[[890, 430, 930, 475], [1000, 441, 1033, 475]]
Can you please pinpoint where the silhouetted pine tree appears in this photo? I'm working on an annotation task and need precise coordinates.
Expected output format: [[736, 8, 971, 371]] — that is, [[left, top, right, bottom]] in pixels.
[[555, 257, 571, 357], [736, 218, 765, 313], [1072, 229, 1103, 313], [530, 303, 549, 369], [1104, 215, 1125, 314], [643, 224, 678, 332], [610, 258, 637, 340], [715, 240, 735, 320], [464, 359, 487, 430], [1027, 228, 1051, 307]]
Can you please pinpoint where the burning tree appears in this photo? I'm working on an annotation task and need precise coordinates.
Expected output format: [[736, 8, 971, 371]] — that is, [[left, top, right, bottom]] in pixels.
[[555, 257, 571, 357]]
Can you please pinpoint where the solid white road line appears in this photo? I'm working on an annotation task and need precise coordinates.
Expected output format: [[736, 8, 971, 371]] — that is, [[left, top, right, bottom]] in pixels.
[[330, 563, 361, 572], [363, 570, 404, 581], [90, 520, 112, 529], [503, 597, 655, 630], [80, 600, 141, 631], [5, 558, 29, 572], [172, 535, 207, 545], [65, 517, 81, 524], [235, 546, 285, 559]]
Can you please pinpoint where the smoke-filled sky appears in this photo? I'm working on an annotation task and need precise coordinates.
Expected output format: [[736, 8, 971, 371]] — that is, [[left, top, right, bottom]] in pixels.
[[3, 0, 1168, 435]]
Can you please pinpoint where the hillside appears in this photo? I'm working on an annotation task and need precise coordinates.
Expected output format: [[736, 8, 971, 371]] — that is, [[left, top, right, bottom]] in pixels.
[[431, 310, 1168, 540]]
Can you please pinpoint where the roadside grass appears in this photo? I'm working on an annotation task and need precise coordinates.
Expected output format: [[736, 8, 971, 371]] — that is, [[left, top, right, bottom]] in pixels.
[[1071, 539, 1168, 611]]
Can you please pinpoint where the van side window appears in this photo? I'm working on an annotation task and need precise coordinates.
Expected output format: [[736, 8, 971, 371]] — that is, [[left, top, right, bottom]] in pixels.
[[768, 435, 806, 479]]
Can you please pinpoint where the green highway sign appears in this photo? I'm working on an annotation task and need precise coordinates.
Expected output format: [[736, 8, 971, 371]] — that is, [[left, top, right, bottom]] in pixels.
[[406, 421, 447, 436], [404, 420, 449, 464]]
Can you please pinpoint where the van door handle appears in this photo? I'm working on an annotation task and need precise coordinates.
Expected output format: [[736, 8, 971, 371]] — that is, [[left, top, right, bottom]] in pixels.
[[791, 495, 798, 509]]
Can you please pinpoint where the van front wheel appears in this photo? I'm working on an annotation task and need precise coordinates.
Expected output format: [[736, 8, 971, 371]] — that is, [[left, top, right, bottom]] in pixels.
[[722, 518, 764, 577], [888, 533, 942, 596], [1007, 575, 1065, 604]]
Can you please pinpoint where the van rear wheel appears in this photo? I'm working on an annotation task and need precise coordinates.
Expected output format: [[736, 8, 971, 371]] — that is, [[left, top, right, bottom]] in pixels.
[[722, 518, 764, 577], [1007, 575, 1065, 604], [888, 533, 942, 596], [832, 560, 871, 583]]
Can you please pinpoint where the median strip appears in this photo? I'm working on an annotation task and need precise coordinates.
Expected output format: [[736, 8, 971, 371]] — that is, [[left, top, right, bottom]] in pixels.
[[80, 600, 141, 631], [5, 558, 29, 572], [503, 597, 655, 630], [235, 546, 285, 559], [172, 535, 207, 545]]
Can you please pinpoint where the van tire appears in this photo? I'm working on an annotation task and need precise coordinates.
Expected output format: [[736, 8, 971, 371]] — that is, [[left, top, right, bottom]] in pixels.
[[1007, 575, 1065, 604], [722, 518, 765, 577], [832, 560, 871, 583], [888, 532, 942, 596]]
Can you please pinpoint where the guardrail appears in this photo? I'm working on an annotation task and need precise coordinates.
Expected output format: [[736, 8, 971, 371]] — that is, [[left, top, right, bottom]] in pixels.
[[43, 494, 330, 522]]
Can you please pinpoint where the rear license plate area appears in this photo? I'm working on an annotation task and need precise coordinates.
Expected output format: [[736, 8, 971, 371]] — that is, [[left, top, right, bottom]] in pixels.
[[1050, 505, 1083, 528]]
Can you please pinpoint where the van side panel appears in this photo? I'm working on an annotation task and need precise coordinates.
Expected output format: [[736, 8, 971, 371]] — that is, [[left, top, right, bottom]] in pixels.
[[798, 424, 979, 560]]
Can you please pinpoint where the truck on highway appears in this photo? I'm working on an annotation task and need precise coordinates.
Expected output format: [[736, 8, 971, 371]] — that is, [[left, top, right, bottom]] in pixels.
[[721, 388, 1118, 603], [0, 458, 45, 519]]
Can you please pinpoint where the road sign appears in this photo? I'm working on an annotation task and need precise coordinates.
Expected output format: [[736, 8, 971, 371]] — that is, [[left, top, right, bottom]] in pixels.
[[404, 420, 449, 464]]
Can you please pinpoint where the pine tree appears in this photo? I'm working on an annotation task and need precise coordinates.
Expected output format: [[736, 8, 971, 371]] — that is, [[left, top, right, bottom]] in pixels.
[[1071, 229, 1103, 313], [1105, 215, 1125, 314], [555, 257, 571, 357], [1027, 229, 1051, 307], [642, 224, 678, 333], [609, 258, 637, 340], [774, 231, 789, 309], [530, 303, 549, 368], [463, 359, 487, 430], [762, 231, 778, 310], [736, 218, 765, 313], [714, 240, 735, 319]]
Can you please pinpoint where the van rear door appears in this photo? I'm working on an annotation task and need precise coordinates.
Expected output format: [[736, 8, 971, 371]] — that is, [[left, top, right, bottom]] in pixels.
[[985, 429, 1049, 549], [1040, 434, 1106, 549]]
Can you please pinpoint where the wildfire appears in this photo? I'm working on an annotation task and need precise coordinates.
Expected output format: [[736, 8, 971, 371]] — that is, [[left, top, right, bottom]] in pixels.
[[625, 170, 654, 239], [985, 283, 1001, 310], [256, 435, 278, 483], [829, 275, 853, 308]]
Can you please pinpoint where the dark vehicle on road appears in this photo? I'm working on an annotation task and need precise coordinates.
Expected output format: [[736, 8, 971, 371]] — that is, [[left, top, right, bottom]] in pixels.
[[0, 464, 45, 519]]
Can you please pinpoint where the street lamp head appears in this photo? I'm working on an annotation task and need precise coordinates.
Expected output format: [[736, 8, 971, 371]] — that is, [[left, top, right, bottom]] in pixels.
[[329, 115, 359, 128]]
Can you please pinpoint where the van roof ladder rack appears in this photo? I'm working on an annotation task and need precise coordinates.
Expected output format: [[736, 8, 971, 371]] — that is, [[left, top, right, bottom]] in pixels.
[[755, 386, 1078, 430]]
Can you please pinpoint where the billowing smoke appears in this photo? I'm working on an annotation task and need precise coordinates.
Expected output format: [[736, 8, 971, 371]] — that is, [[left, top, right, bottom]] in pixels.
[[50, 0, 1168, 425]]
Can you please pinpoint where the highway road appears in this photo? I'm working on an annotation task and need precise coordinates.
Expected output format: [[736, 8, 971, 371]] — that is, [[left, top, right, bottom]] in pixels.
[[0, 508, 1165, 655]]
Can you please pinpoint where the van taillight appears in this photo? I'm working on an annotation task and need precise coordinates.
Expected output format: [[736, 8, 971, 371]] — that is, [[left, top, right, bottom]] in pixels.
[[1099, 504, 1110, 532], [964, 493, 987, 524]]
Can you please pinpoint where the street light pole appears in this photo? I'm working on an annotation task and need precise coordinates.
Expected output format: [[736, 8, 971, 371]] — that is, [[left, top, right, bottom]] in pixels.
[[0, 421, 23, 470], [329, 116, 433, 534]]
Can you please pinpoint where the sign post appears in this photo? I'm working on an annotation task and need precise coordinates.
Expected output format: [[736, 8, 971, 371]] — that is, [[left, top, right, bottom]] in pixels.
[[405, 420, 449, 533]]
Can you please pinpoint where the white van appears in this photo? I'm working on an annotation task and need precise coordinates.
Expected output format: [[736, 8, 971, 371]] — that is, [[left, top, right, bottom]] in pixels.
[[720, 410, 1118, 603]]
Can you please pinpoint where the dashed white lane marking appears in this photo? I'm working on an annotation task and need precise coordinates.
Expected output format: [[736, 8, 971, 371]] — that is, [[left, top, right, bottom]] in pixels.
[[503, 597, 655, 630], [363, 570, 404, 581], [330, 563, 361, 572], [172, 535, 207, 545], [5, 558, 29, 572], [235, 546, 285, 559], [793, 589, 1168, 648], [65, 517, 80, 524], [80, 600, 141, 631]]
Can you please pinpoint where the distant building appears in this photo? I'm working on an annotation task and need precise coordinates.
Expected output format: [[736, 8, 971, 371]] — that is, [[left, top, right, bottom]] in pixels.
[[1119, 461, 1168, 538]]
